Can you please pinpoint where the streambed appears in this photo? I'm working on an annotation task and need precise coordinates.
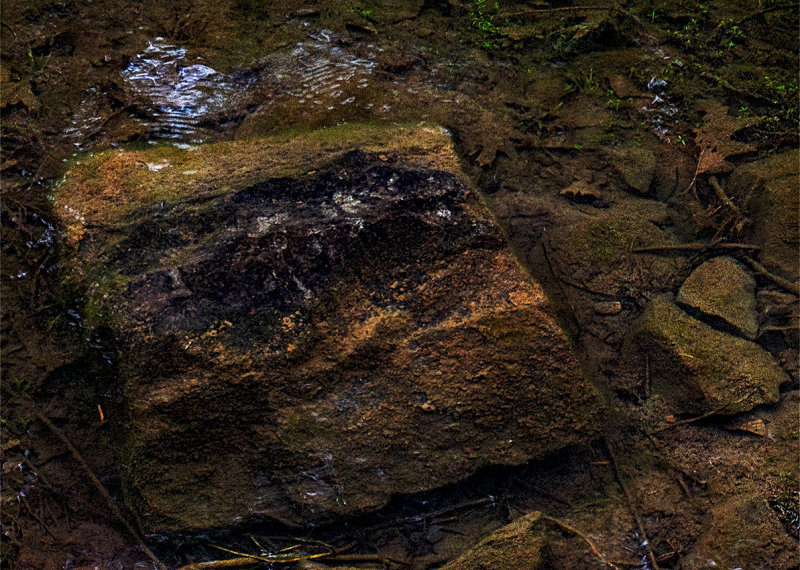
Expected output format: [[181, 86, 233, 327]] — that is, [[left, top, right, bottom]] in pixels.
[[1, 1, 798, 569]]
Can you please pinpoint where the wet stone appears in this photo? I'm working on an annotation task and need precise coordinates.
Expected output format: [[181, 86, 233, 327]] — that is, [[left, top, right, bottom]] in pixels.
[[683, 496, 791, 569], [631, 296, 786, 415], [611, 147, 656, 195], [677, 256, 759, 340], [54, 124, 604, 533], [593, 301, 622, 316], [441, 511, 547, 570]]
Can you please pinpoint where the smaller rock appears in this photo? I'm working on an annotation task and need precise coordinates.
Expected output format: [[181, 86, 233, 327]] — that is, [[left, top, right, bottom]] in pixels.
[[677, 257, 758, 340], [611, 148, 656, 195], [365, 0, 424, 24], [594, 301, 622, 315], [728, 149, 799, 281], [682, 496, 794, 569], [632, 296, 787, 414], [442, 511, 547, 570]]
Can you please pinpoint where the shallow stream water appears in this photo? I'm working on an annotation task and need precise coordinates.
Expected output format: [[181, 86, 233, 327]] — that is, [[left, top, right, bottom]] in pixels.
[[121, 37, 243, 141], [1, 1, 798, 569]]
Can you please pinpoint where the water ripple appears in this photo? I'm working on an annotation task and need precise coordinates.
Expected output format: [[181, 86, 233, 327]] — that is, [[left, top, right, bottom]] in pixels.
[[287, 29, 375, 107], [121, 38, 241, 141]]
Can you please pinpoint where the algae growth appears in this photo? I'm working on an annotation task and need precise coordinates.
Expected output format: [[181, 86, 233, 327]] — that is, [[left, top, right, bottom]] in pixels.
[[2, 1, 798, 568]]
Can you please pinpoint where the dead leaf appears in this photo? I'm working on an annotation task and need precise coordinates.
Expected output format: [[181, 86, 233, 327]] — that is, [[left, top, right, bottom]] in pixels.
[[692, 100, 760, 176], [560, 179, 603, 204]]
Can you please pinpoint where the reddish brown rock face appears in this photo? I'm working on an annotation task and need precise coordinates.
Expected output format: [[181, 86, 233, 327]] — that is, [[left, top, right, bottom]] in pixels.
[[54, 124, 603, 533]]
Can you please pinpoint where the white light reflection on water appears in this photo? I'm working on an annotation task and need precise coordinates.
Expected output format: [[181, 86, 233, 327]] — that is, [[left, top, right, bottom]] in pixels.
[[121, 38, 241, 141]]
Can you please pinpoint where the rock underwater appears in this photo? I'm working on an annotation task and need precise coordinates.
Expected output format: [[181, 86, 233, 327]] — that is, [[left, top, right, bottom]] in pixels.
[[54, 123, 604, 533], [632, 295, 786, 415]]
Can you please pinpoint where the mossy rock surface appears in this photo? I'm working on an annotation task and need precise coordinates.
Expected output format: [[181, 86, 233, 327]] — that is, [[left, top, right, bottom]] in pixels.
[[54, 123, 604, 533], [633, 295, 785, 415], [539, 198, 687, 298], [441, 511, 547, 570], [677, 256, 758, 340]]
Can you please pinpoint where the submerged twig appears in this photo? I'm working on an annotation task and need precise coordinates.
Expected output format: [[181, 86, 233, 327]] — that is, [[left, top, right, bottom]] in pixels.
[[633, 244, 798, 295], [178, 551, 407, 569], [650, 395, 751, 434], [708, 175, 746, 223], [541, 514, 622, 569], [324, 554, 408, 565], [503, 5, 608, 17], [632, 242, 759, 254], [366, 496, 494, 532], [699, 72, 775, 105], [758, 324, 800, 337], [605, 442, 661, 570], [178, 537, 407, 569], [35, 411, 167, 570], [685, 155, 703, 198], [741, 256, 800, 296], [178, 558, 258, 569], [734, 3, 797, 26], [19, 496, 58, 541], [1, 20, 17, 38]]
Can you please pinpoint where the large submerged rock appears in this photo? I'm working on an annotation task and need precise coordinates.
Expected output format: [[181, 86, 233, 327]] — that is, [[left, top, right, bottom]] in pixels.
[[54, 124, 603, 533]]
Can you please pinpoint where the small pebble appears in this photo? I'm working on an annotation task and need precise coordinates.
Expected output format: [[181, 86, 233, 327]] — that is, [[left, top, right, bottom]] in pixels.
[[594, 301, 622, 315]]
